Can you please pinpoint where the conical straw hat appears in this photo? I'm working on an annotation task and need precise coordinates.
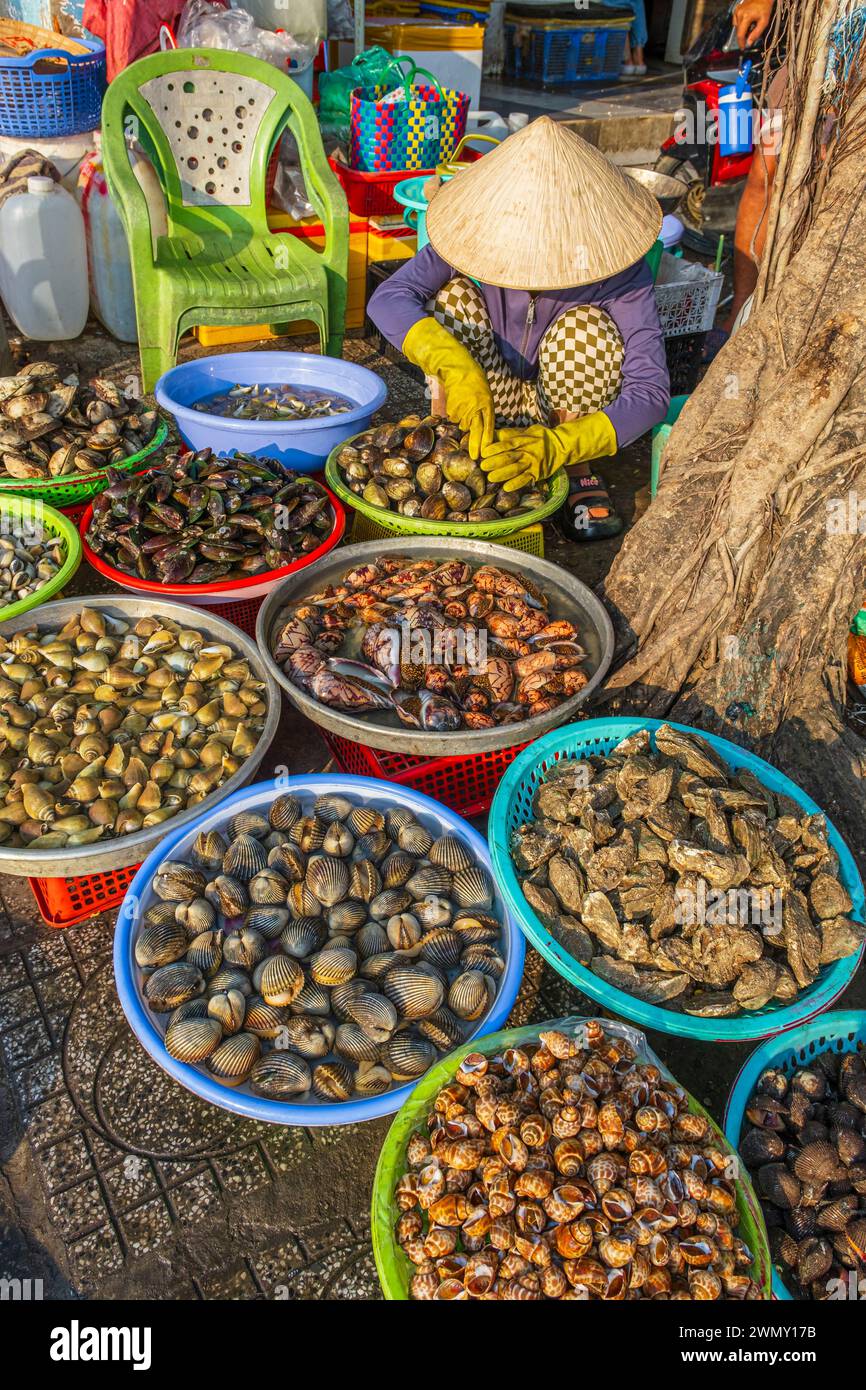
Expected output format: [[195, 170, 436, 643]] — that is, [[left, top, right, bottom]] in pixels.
[[426, 116, 662, 291]]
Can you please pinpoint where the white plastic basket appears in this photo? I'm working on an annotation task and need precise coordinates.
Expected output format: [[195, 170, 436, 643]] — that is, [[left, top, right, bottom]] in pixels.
[[654, 251, 724, 337]]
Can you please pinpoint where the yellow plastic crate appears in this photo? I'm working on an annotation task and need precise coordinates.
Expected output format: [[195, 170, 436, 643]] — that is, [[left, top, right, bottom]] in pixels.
[[350, 513, 545, 556], [368, 216, 416, 263]]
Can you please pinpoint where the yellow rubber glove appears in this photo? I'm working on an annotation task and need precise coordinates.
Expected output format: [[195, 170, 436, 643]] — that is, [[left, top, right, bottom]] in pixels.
[[402, 317, 495, 459], [480, 414, 617, 492]]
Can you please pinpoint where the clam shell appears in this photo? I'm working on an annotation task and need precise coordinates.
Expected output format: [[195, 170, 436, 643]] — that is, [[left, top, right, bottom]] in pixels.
[[447, 969, 490, 1020], [227, 811, 270, 840], [348, 860, 382, 903], [312, 1060, 353, 1101], [207, 987, 246, 1034], [345, 991, 398, 1042], [383, 965, 444, 1020], [222, 833, 268, 883], [397, 822, 433, 857], [327, 899, 367, 933], [144, 962, 205, 1013], [269, 794, 302, 831], [153, 863, 207, 902], [323, 822, 354, 857], [191, 829, 228, 870], [452, 866, 494, 910], [185, 930, 223, 978], [290, 815, 326, 853], [280, 916, 327, 958], [207, 874, 248, 918], [245, 906, 289, 939], [248, 869, 289, 905], [305, 854, 349, 907], [418, 1007, 464, 1051], [419, 928, 462, 971], [165, 1016, 223, 1062], [354, 829, 390, 862], [387, 912, 422, 951], [429, 834, 474, 873], [144, 902, 183, 929], [415, 896, 453, 929], [310, 945, 357, 987], [167, 998, 210, 1025], [135, 919, 189, 968], [280, 1014, 335, 1056], [288, 882, 322, 919], [313, 793, 354, 824], [175, 897, 217, 936], [335, 1021, 381, 1063], [370, 887, 413, 922], [406, 865, 453, 900], [381, 1033, 437, 1080], [207, 967, 252, 997], [268, 842, 305, 881], [222, 927, 266, 971], [356, 922, 389, 959], [243, 995, 287, 1039], [381, 850, 415, 888], [329, 978, 370, 1022], [259, 953, 304, 1007], [292, 979, 332, 1016], [386, 807, 416, 837], [793, 1141, 845, 1183], [348, 806, 385, 836], [249, 1052, 311, 1099], [353, 1061, 393, 1096], [461, 943, 504, 979], [207, 1031, 261, 1085]]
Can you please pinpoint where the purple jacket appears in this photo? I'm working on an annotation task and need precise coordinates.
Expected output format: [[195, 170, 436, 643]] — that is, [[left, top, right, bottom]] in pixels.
[[367, 243, 670, 447]]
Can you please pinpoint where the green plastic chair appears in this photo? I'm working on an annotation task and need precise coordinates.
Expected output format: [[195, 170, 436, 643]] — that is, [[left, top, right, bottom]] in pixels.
[[102, 49, 349, 392]]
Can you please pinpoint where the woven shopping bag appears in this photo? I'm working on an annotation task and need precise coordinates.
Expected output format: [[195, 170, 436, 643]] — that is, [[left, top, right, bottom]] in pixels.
[[349, 55, 470, 173]]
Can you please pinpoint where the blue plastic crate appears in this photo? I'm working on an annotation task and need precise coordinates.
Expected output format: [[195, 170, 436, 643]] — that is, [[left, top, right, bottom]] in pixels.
[[0, 37, 105, 138], [505, 20, 629, 85]]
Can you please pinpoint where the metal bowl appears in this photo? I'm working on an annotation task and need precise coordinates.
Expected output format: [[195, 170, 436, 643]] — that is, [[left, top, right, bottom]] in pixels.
[[256, 537, 615, 756], [621, 165, 688, 214], [0, 596, 281, 877]]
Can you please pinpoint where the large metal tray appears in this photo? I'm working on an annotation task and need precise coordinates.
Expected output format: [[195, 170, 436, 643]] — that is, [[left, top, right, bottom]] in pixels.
[[0, 596, 281, 877], [256, 537, 615, 756]]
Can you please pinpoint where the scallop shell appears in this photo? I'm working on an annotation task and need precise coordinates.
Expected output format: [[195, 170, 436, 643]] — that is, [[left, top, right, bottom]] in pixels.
[[269, 794, 302, 831], [387, 912, 422, 951], [154, 863, 207, 902], [419, 928, 462, 971], [323, 822, 354, 857], [383, 965, 444, 1020], [335, 1021, 381, 1063], [245, 906, 289, 939], [287, 882, 322, 919], [418, 1007, 464, 1051], [312, 1060, 353, 1101], [175, 897, 217, 936], [327, 899, 367, 934], [290, 815, 326, 853], [222, 927, 266, 971], [249, 1052, 311, 1099], [356, 922, 389, 960], [280, 916, 327, 959], [248, 869, 289, 905], [329, 978, 370, 1022], [268, 842, 306, 882], [348, 859, 382, 902], [353, 1061, 393, 1096], [191, 829, 228, 871], [397, 822, 433, 857], [348, 806, 385, 836], [144, 962, 205, 1013], [313, 793, 354, 824], [228, 811, 270, 840], [135, 919, 189, 969], [381, 851, 415, 888], [381, 1033, 437, 1080], [222, 833, 268, 883], [406, 865, 453, 899], [165, 1016, 223, 1063], [447, 969, 490, 1020], [310, 945, 358, 987], [207, 874, 248, 919], [207, 987, 246, 1034], [345, 991, 398, 1043], [185, 930, 223, 978], [243, 995, 287, 1039], [259, 953, 304, 1007], [429, 834, 474, 873], [207, 1032, 261, 1086], [370, 887, 413, 922], [452, 866, 494, 910], [292, 979, 332, 1017], [305, 854, 349, 907]]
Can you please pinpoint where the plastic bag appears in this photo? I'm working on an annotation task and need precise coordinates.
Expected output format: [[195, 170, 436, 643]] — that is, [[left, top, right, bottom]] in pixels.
[[177, 0, 315, 72], [318, 45, 398, 139], [327, 0, 355, 41]]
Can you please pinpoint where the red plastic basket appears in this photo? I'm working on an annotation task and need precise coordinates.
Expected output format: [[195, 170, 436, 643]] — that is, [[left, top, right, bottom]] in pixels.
[[328, 156, 434, 217], [319, 729, 529, 818], [205, 593, 264, 638], [29, 864, 140, 929]]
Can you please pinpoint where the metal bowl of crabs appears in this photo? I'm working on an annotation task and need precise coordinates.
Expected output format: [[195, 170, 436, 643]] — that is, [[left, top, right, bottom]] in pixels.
[[0, 596, 280, 877], [256, 538, 615, 757]]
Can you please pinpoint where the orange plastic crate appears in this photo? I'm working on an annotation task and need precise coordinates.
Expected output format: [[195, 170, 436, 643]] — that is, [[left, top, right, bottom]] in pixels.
[[320, 729, 528, 818], [29, 863, 141, 929]]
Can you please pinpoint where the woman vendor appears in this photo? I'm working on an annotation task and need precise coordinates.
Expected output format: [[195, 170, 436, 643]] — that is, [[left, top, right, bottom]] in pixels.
[[367, 116, 670, 541]]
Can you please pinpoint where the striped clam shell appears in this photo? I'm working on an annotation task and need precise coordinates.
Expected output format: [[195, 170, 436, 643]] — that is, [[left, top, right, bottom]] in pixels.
[[406, 865, 452, 900], [335, 1021, 381, 1064], [360, 951, 403, 982], [207, 987, 246, 1034], [415, 896, 453, 930], [382, 965, 444, 1020], [206, 874, 248, 919], [175, 896, 217, 936], [461, 943, 505, 978], [447, 969, 491, 1020], [222, 927, 266, 971], [353, 1060, 393, 1096], [354, 828, 390, 862], [185, 930, 223, 978], [280, 916, 327, 959], [428, 834, 474, 873], [207, 1031, 261, 1085], [288, 881, 322, 919], [329, 978, 370, 1022], [207, 967, 252, 998], [327, 898, 367, 934], [259, 953, 304, 1007], [165, 1016, 223, 1063], [451, 911, 500, 944], [419, 928, 462, 971], [191, 829, 228, 871], [305, 854, 349, 907], [248, 869, 289, 905], [249, 1052, 311, 1099], [387, 912, 422, 951], [397, 822, 433, 857], [312, 1060, 353, 1101], [452, 865, 494, 910], [381, 1033, 437, 1081], [349, 859, 382, 902], [418, 1007, 464, 1051], [290, 815, 326, 853], [267, 842, 305, 882], [244, 995, 289, 1039], [144, 962, 205, 1013], [292, 978, 332, 1017], [386, 807, 416, 837], [167, 997, 210, 1025], [370, 887, 413, 922], [323, 821, 354, 857], [313, 793, 354, 824], [280, 1015, 335, 1057], [153, 863, 206, 902], [135, 919, 189, 969], [269, 794, 302, 831], [144, 901, 183, 929], [227, 811, 270, 841], [222, 833, 268, 884], [245, 906, 289, 940], [310, 945, 358, 987], [345, 991, 398, 1043], [381, 850, 415, 888], [348, 806, 385, 836], [356, 922, 389, 960]]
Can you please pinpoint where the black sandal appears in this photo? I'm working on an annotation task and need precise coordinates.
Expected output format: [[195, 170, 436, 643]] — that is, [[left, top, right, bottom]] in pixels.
[[557, 472, 623, 542]]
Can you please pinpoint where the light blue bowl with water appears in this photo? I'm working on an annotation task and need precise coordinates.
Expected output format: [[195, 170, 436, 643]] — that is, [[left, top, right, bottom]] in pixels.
[[155, 351, 388, 473]]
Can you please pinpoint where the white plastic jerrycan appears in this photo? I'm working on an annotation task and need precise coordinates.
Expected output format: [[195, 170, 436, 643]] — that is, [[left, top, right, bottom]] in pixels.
[[0, 176, 89, 341]]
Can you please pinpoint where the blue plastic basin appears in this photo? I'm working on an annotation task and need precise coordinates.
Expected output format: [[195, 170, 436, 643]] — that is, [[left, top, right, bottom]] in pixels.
[[155, 351, 388, 473]]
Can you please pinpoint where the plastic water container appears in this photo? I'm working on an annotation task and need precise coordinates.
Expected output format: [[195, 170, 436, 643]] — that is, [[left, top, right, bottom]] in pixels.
[[77, 146, 136, 343], [718, 82, 753, 157], [0, 176, 89, 340]]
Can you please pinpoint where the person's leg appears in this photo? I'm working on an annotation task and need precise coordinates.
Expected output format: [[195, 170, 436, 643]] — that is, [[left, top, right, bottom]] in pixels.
[[431, 276, 534, 426], [629, 0, 648, 68], [722, 142, 777, 330]]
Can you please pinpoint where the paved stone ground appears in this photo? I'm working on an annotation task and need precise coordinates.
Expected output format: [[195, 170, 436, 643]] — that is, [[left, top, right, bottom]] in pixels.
[[0, 325, 862, 1300]]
